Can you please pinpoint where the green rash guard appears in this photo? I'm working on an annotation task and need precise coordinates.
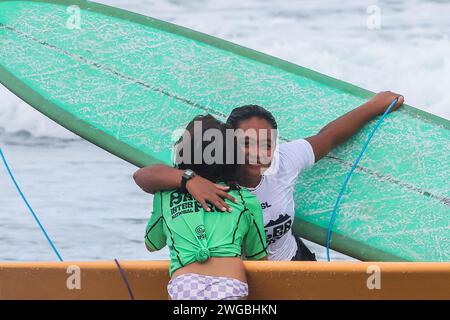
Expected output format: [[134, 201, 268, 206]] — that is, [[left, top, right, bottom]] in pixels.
[[145, 185, 268, 277]]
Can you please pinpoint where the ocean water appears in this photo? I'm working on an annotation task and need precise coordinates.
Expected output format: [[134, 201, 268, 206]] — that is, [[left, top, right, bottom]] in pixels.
[[1, 0, 449, 262]]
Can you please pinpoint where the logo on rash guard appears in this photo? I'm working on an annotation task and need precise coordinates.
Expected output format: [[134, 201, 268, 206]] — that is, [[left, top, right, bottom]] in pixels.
[[169, 191, 203, 219], [264, 214, 292, 245], [169, 191, 222, 219], [261, 202, 272, 209], [195, 225, 206, 240]]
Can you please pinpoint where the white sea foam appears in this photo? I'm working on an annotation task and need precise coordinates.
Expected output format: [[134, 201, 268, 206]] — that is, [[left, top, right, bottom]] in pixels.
[[0, 0, 449, 138]]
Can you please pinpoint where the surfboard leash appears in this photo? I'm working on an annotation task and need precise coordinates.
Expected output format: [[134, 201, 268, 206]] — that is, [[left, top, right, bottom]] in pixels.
[[326, 97, 399, 261], [0, 147, 63, 262], [114, 258, 136, 300], [0, 147, 137, 299]]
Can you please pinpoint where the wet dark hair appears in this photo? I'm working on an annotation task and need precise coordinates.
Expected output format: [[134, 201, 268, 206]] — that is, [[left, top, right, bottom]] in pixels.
[[176, 114, 239, 183], [226, 105, 277, 129]]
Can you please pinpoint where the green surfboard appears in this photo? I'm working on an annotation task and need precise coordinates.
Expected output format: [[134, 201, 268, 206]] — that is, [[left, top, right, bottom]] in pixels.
[[1, 0, 448, 262]]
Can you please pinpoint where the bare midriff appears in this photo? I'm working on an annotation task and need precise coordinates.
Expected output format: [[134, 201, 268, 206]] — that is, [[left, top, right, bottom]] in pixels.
[[171, 257, 247, 283]]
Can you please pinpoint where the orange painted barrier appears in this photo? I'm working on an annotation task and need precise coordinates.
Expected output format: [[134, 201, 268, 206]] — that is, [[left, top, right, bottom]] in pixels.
[[0, 261, 449, 300]]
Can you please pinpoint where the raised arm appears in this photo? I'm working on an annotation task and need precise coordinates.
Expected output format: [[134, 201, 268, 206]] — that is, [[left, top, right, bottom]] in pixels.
[[133, 164, 183, 194], [133, 165, 236, 211], [306, 91, 404, 162]]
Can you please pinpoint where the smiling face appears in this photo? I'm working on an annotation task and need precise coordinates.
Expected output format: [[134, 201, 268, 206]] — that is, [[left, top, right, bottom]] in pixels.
[[235, 116, 277, 180]]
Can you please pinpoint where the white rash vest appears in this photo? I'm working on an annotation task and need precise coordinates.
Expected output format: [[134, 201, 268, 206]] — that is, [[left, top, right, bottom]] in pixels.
[[247, 139, 315, 261]]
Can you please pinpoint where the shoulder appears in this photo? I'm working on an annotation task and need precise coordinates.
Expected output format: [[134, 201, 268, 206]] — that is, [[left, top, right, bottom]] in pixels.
[[153, 189, 180, 207], [266, 139, 315, 177], [154, 190, 170, 201], [235, 187, 262, 214], [231, 186, 253, 201], [278, 139, 315, 163]]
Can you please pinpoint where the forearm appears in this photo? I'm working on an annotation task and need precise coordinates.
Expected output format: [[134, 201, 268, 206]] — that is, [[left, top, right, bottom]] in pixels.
[[133, 164, 182, 194], [319, 100, 378, 148], [134, 164, 236, 211], [307, 91, 403, 162]]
